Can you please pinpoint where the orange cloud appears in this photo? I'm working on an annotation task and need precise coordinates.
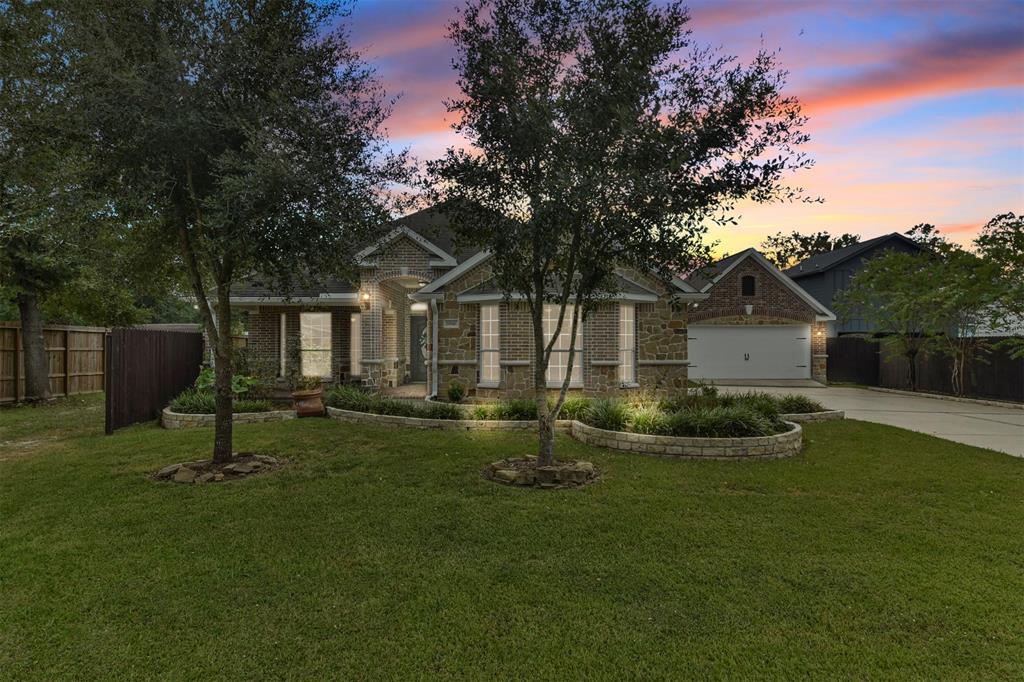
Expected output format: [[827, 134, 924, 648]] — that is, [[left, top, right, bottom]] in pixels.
[[801, 24, 1024, 113]]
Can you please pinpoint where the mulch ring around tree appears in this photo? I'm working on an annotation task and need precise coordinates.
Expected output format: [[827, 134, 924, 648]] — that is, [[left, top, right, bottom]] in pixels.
[[152, 453, 285, 484], [483, 456, 598, 489]]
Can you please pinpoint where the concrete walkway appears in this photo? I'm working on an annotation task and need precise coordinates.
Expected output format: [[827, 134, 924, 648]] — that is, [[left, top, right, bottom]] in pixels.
[[719, 385, 1024, 457]]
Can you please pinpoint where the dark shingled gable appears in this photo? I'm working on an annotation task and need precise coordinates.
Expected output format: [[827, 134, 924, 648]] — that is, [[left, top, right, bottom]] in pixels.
[[783, 233, 921, 278]]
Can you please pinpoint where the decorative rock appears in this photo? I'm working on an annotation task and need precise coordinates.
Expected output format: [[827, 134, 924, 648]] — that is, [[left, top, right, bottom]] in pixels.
[[173, 467, 197, 483], [213, 473, 224, 482], [254, 454, 279, 464], [156, 463, 181, 479], [224, 462, 256, 474], [493, 468, 518, 483], [196, 472, 215, 484]]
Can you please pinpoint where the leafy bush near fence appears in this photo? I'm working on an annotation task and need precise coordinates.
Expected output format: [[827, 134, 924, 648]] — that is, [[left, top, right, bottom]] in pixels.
[[168, 388, 274, 414]]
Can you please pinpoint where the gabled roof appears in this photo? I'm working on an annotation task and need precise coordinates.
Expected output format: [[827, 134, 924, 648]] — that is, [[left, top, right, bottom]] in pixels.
[[685, 248, 836, 320], [784, 232, 921, 278], [456, 273, 661, 303], [230, 277, 357, 303], [355, 225, 458, 267]]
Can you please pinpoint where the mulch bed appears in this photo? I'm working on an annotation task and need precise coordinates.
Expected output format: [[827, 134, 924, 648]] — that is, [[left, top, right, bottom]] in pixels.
[[152, 453, 285, 484], [483, 456, 598, 489]]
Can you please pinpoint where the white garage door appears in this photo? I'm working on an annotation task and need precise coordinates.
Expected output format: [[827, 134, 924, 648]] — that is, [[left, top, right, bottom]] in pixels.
[[687, 325, 811, 380]]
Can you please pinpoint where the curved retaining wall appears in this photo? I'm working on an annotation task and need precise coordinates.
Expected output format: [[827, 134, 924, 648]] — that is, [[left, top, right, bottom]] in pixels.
[[328, 407, 803, 459], [161, 407, 297, 429], [571, 420, 802, 459], [780, 410, 844, 423], [327, 407, 573, 432]]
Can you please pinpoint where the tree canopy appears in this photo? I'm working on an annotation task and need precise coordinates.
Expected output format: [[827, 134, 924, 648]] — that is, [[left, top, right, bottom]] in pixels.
[[431, 0, 813, 464], [760, 230, 861, 269], [71, 0, 408, 459]]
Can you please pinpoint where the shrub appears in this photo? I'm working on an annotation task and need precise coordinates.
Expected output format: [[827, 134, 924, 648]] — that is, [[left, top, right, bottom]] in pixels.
[[372, 398, 419, 417], [446, 381, 466, 403], [628, 404, 669, 435], [325, 385, 373, 412], [721, 391, 781, 421], [585, 398, 630, 431], [557, 395, 593, 420], [169, 388, 215, 414], [664, 405, 777, 438], [233, 399, 273, 413], [194, 366, 261, 396], [776, 394, 825, 414], [421, 402, 464, 420], [469, 404, 495, 420], [492, 398, 537, 421], [168, 388, 273, 414]]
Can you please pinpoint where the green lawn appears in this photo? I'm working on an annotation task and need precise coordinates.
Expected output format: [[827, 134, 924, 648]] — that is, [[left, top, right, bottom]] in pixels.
[[1, 394, 1022, 680]]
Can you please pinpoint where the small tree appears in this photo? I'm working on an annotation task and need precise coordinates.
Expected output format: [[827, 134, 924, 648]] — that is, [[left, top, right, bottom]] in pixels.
[[974, 212, 1024, 359], [922, 248, 1005, 396], [432, 0, 812, 465], [73, 0, 406, 461], [760, 230, 860, 269], [835, 250, 942, 391]]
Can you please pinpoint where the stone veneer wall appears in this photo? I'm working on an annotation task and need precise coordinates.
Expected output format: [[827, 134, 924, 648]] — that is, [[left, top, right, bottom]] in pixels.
[[571, 420, 802, 459], [436, 262, 690, 400], [162, 407, 296, 429]]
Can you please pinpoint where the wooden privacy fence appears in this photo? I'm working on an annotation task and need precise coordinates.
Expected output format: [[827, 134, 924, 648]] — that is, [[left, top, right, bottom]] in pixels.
[[828, 335, 1023, 403], [0, 323, 107, 403], [105, 328, 204, 433]]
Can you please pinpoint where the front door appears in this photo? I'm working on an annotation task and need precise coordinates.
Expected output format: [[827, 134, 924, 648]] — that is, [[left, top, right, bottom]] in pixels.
[[409, 315, 427, 382]]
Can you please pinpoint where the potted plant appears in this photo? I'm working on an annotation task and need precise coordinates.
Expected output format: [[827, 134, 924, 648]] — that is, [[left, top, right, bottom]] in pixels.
[[286, 338, 325, 417]]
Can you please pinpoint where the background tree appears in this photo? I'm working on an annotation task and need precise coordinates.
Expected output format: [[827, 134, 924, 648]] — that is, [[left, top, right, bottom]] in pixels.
[[974, 212, 1023, 359], [835, 250, 941, 391], [73, 0, 407, 461], [922, 247, 1004, 396], [760, 230, 860, 269], [432, 0, 812, 465]]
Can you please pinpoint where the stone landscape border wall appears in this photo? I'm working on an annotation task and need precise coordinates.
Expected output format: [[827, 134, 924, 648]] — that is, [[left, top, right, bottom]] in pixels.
[[328, 407, 805, 459], [780, 410, 844, 423], [161, 407, 296, 429], [571, 420, 802, 459]]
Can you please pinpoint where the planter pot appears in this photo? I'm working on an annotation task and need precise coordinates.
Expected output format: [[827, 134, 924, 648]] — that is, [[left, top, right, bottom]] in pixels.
[[291, 387, 324, 417]]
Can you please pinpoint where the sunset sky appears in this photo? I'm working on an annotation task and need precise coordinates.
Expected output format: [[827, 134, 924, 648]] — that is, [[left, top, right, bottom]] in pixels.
[[343, 0, 1024, 254]]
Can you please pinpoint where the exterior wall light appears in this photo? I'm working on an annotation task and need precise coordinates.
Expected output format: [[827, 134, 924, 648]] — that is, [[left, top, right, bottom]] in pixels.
[[360, 292, 370, 302]]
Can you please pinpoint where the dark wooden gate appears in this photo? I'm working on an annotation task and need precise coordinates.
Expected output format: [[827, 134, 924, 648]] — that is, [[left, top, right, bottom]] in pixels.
[[105, 328, 204, 433], [826, 336, 879, 385]]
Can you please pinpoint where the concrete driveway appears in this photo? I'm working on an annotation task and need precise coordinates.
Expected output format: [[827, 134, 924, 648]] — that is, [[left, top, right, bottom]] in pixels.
[[720, 385, 1024, 457]]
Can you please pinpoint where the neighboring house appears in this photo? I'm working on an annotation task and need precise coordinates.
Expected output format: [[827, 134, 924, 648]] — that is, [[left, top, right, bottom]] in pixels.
[[783, 232, 922, 336], [228, 206, 835, 398]]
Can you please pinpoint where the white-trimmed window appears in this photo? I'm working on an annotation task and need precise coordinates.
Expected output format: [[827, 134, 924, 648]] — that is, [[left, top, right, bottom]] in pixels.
[[479, 304, 500, 386], [300, 312, 332, 378], [544, 304, 582, 387], [279, 313, 287, 377], [619, 303, 636, 385], [350, 312, 362, 377]]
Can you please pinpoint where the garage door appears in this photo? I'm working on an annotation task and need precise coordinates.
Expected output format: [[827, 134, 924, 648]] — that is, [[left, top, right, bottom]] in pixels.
[[687, 325, 811, 380]]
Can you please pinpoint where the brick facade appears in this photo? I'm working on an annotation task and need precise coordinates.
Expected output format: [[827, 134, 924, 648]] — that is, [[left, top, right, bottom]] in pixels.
[[234, 234, 831, 392]]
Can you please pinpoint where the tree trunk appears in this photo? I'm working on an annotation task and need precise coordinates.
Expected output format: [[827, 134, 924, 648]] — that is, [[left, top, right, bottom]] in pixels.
[[906, 349, 918, 392], [533, 305, 555, 466], [17, 289, 49, 402], [212, 283, 234, 463]]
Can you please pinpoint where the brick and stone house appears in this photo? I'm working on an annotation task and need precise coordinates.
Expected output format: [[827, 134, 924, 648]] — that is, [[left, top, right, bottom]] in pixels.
[[229, 206, 835, 398]]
